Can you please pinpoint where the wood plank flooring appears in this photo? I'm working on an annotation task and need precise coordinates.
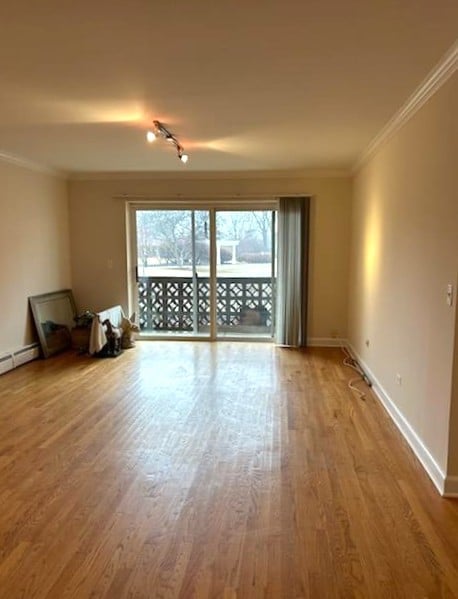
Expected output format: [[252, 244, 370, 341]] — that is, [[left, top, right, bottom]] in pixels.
[[0, 342, 457, 598]]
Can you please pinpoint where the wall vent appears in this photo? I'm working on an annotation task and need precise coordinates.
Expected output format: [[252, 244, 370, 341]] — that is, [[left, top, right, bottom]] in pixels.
[[0, 343, 40, 375], [0, 353, 14, 376]]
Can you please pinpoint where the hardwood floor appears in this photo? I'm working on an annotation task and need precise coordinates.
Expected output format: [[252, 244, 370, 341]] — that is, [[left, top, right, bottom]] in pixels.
[[0, 342, 457, 598]]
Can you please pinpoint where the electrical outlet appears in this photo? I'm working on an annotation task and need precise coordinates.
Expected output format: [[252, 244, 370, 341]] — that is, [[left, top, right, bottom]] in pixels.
[[396, 373, 402, 386]]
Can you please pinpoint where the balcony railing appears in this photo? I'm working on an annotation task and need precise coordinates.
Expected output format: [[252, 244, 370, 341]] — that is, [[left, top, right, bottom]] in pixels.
[[138, 276, 274, 332]]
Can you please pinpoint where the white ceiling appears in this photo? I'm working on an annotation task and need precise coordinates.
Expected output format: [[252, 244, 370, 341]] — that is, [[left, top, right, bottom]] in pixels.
[[0, 1, 456, 174]]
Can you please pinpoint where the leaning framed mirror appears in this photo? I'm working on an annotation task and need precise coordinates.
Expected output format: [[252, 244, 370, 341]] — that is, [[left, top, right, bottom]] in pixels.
[[29, 289, 77, 358]]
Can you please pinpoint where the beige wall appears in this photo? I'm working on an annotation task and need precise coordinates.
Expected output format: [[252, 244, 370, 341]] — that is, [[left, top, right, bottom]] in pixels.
[[349, 74, 458, 476], [68, 175, 352, 340], [0, 161, 71, 354]]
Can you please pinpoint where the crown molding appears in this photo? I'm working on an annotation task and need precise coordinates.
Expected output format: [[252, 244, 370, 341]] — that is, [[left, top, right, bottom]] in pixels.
[[0, 150, 65, 178], [354, 40, 458, 173]]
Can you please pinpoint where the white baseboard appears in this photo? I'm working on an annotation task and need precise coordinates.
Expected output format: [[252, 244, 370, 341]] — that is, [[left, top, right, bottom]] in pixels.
[[347, 343, 447, 496], [307, 337, 345, 347], [0, 343, 40, 375]]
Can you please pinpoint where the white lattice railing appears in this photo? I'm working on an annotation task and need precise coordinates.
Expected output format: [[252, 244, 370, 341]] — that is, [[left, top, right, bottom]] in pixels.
[[138, 276, 274, 332]]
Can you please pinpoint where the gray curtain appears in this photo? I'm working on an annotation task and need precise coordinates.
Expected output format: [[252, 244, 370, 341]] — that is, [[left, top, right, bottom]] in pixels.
[[275, 196, 310, 347]]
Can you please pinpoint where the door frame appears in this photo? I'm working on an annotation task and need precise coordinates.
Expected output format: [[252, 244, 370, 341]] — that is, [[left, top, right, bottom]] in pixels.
[[126, 199, 278, 341]]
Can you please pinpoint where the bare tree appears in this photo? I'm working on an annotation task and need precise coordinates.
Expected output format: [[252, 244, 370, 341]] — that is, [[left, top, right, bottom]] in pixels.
[[250, 211, 272, 251], [137, 210, 209, 267]]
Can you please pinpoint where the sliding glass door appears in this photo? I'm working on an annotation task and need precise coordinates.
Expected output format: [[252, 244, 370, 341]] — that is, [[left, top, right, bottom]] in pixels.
[[131, 206, 276, 340], [135, 209, 210, 337], [215, 210, 275, 338]]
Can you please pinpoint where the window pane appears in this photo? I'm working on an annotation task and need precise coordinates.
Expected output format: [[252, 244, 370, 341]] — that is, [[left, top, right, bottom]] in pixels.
[[136, 210, 210, 336], [215, 210, 275, 338]]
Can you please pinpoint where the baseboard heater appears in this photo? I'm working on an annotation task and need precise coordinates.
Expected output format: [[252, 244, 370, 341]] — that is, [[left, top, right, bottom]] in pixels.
[[0, 343, 40, 375]]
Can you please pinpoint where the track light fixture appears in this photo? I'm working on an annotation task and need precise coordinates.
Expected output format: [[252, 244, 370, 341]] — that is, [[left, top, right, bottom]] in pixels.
[[146, 120, 189, 164]]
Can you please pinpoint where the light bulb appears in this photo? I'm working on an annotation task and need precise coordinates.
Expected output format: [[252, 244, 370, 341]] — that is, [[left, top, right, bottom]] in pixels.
[[146, 130, 156, 143], [179, 153, 189, 164]]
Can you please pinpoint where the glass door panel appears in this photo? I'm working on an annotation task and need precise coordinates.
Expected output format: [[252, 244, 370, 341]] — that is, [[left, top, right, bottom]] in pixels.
[[135, 209, 210, 337], [215, 210, 276, 338]]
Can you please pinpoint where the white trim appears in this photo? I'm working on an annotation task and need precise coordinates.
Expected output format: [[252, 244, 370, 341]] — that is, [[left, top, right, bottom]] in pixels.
[[443, 476, 458, 497], [209, 210, 217, 340], [354, 40, 458, 173], [129, 204, 278, 341], [0, 150, 65, 178], [307, 337, 345, 347], [126, 204, 138, 320], [347, 343, 447, 495]]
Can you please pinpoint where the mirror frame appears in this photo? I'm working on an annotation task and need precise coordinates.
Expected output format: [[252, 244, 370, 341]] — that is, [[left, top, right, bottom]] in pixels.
[[29, 289, 77, 358]]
